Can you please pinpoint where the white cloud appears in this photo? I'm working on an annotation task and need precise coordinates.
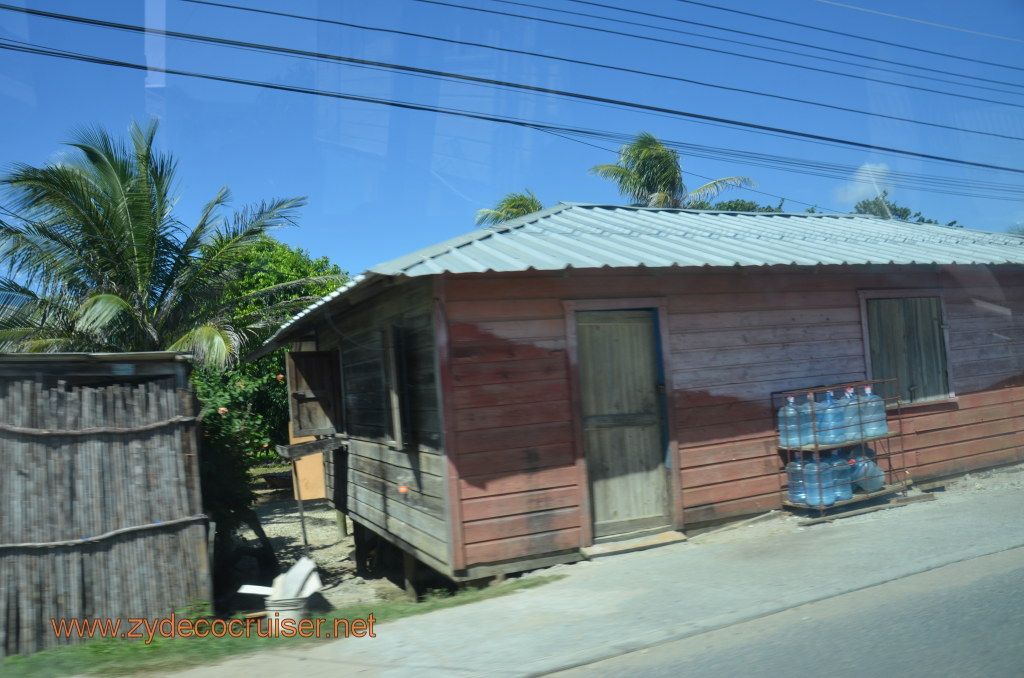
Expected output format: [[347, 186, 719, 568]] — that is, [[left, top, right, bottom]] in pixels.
[[834, 163, 891, 204]]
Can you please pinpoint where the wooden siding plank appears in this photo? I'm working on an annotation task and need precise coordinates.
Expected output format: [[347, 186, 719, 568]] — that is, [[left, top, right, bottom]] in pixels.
[[682, 475, 780, 507], [454, 400, 571, 432], [450, 319, 564, 343], [673, 356, 865, 389], [457, 443, 576, 479], [681, 456, 779, 489], [678, 420, 773, 447], [683, 493, 781, 525], [674, 340, 863, 371], [457, 421, 574, 456], [453, 379, 569, 410], [670, 326, 863, 352], [678, 438, 778, 468], [670, 372, 866, 406], [348, 499, 449, 568], [464, 528, 582, 565], [348, 456, 444, 498], [349, 469, 445, 518], [462, 486, 579, 522], [463, 507, 581, 545], [348, 484, 446, 540], [903, 402, 1018, 436], [669, 291, 857, 314], [452, 358, 568, 387], [674, 400, 773, 427], [668, 307, 861, 332], [451, 340, 565, 365], [459, 465, 578, 499], [913, 432, 1022, 466], [446, 299, 566, 322], [951, 374, 1023, 395], [348, 436, 444, 466], [912, 448, 1024, 481]]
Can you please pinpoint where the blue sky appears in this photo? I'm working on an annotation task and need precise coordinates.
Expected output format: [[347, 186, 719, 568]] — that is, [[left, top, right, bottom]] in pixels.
[[2, 0, 1023, 275]]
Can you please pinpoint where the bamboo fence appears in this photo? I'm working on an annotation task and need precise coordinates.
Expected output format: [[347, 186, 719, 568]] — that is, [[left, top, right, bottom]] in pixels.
[[0, 373, 210, 656]]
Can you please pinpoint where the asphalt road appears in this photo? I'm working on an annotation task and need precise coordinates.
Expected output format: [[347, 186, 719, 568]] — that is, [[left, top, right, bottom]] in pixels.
[[547, 545, 1024, 678]]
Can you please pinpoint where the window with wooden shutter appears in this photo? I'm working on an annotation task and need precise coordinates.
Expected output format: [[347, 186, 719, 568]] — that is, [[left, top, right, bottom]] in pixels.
[[286, 350, 341, 437], [861, 292, 952, 404], [342, 330, 392, 441]]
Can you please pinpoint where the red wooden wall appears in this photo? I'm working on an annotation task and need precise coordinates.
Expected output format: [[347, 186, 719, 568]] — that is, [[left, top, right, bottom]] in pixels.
[[441, 264, 1024, 568]]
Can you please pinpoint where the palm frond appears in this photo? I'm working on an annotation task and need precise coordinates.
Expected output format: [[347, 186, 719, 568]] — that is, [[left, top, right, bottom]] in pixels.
[[684, 177, 756, 205], [167, 323, 239, 368], [475, 190, 543, 226], [73, 292, 135, 335]]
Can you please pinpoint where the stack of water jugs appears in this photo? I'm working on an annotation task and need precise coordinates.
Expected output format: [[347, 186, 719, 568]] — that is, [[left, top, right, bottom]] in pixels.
[[778, 385, 888, 507]]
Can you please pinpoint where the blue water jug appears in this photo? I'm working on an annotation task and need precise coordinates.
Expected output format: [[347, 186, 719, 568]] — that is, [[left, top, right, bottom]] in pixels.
[[830, 450, 853, 501], [797, 394, 815, 446], [803, 456, 835, 507], [786, 453, 806, 504], [852, 456, 885, 491], [777, 395, 800, 446], [839, 386, 863, 441], [815, 390, 844, 446], [860, 385, 889, 438]]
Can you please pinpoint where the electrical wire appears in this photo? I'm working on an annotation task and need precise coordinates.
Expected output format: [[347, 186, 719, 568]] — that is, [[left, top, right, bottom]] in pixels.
[[809, 0, 1024, 44], [673, 0, 1024, 73], [180, 0, 1024, 115], [413, 0, 1024, 109], [3, 37, 1024, 182], [561, 0, 1024, 94], [4, 2, 1024, 150], [162, 0, 1024, 140]]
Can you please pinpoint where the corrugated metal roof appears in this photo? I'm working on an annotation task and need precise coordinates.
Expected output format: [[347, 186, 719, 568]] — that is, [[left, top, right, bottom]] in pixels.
[[262, 204, 1024, 348]]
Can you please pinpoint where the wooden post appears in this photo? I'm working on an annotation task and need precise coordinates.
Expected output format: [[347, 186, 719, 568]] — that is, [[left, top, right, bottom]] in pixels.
[[336, 510, 349, 538], [292, 461, 311, 558], [403, 551, 417, 601], [353, 522, 370, 576]]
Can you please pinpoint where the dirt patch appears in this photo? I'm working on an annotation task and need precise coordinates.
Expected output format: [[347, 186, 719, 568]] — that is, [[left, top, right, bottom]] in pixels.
[[235, 492, 405, 610]]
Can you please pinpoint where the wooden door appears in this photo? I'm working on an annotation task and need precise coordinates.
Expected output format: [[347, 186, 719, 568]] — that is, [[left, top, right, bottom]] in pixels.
[[576, 309, 670, 539]]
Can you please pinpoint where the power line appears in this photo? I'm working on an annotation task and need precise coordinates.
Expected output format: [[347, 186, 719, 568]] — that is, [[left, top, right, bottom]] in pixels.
[[162, 0, 1024, 141], [414, 0, 1024, 109], [8, 35, 1024, 191], [6, 3, 1024, 149], [562, 0, 1024, 95], [674, 0, 1024, 74], [810, 0, 1024, 44], [3, 37, 1024, 181]]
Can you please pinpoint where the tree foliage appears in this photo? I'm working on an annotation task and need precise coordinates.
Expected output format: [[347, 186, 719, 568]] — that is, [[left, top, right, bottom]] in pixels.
[[686, 198, 786, 212], [854, 191, 960, 227], [476, 189, 544, 225], [589, 131, 754, 208], [0, 120, 339, 367], [192, 237, 345, 533]]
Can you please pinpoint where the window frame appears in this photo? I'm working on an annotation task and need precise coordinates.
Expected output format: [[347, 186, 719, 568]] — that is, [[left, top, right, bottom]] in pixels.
[[857, 288, 956, 406]]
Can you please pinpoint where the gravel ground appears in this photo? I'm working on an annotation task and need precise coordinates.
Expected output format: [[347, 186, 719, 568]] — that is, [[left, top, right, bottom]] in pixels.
[[236, 462, 1024, 604], [236, 491, 405, 609]]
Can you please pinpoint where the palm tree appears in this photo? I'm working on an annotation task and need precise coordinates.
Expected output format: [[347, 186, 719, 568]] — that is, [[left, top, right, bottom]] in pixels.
[[589, 131, 754, 208], [475, 189, 544, 226], [0, 121, 333, 367]]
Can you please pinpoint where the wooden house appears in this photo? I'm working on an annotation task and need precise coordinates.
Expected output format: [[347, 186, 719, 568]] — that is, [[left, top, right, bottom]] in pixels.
[[261, 205, 1024, 581]]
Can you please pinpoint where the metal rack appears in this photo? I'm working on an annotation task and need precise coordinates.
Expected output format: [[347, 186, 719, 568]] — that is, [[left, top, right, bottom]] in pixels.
[[774, 378, 909, 515]]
